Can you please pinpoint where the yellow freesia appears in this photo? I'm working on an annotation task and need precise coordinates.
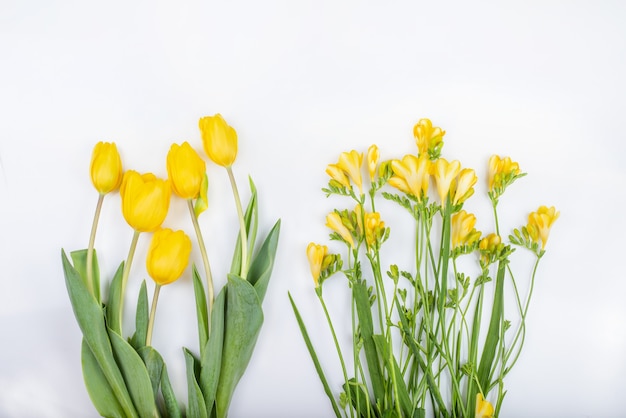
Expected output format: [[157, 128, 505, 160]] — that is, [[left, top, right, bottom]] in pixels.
[[326, 211, 355, 248], [367, 144, 379, 182], [364, 211, 385, 248], [306, 242, 328, 288], [433, 158, 461, 208], [167, 142, 207, 200], [326, 164, 351, 188], [451, 168, 477, 206], [198, 113, 238, 167], [120, 170, 171, 232], [451, 210, 480, 249], [527, 205, 560, 249], [90, 142, 123, 194], [475, 393, 494, 418], [335, 150, 364, 193], [488, 155, 521, 193], [413, 118, 445, 159], [146, 228, 192, 286], [388, 154, 430, 200]]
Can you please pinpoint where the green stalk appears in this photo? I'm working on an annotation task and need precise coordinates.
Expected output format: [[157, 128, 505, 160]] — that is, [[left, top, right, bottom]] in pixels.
[[145, 284, 161, 346], [117, 230, 141, 333], [187, 199, 214, 331], [86, 193, 105, 299], [226, 166, 248, 278]]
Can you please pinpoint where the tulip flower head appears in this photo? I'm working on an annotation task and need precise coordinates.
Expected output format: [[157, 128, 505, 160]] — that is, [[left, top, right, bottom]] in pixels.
[[527, 205, 560, 250], [120, 170, 171, 232], [306, 242, 328, 288], [388, 154, 430, 201], [199, 114, 238, 167], [475, 393, 494, 418], [90, 142, 123, 194], [146, 228, 192, 286], [413, 118, 445, 159], [433, 158, 461, 208], [167, 142, 207, 200]]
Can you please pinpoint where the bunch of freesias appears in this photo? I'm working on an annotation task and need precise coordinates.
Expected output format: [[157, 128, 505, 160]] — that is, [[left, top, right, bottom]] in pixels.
[[290, 118, 558, 418], [62, 114, 280, 418]]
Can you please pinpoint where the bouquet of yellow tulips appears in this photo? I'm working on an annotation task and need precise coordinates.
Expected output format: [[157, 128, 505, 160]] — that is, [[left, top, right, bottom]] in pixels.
[[290, 118, 558, 418], [62, 114, 280, 417]]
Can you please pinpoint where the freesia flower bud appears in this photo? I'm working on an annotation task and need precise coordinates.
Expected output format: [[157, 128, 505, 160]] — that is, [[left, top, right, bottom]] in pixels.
[[527, 205, 559, 249], [475, 393, 494, 418], [199, 114, 238, 167], [326, 211, 355, 248], [367, 145, 379, 182], [336, 150, 364, 193], [306, 242, 328, 288], [90, 142, 123, 194], [326, 164, 351, 188], [451, 210, 480, 249], [413, 118, 445, 159], [120, 170, 171, 232], [146, 228, 192, 286], [167, 142, 207, 200]]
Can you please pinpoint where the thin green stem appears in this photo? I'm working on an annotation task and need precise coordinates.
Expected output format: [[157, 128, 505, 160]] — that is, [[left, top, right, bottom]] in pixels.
[[187, 199, 214, 331], [146, 284, 162, 346], [118, 230, 141, 332], [226, 166, 248, 278], [86, 193, 105, 299], [492, 200, 500, 236]]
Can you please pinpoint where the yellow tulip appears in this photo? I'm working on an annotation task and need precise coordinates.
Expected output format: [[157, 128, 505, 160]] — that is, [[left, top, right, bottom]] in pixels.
[[198, 113, 238, 167], [167, 142, 207, 200], [90, 142, 123, 194], [433, 158, 461, 208], [388, 154, 430, 200], [146, 228, 192, 286], [367, 144, 379, 182], [326, 164, 351, 188], [306, 242, 328, 288], [326, 211, 355, 248], [336, 150, 364, 193], [451, 210, 479, 249], [120, 170, 171, 232], [413, 118, 445, 158], [475, 393, 494, 418], [527, 205, 560, 249], [451, 168, 477, 206]]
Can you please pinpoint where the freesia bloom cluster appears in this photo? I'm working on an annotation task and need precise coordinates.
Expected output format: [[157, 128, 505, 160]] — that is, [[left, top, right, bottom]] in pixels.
[[63, 114, 280, 418], [291, 118, 558, 418]]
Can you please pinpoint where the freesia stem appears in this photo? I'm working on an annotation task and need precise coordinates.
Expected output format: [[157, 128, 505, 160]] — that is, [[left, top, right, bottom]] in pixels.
[[146, 284, 161, 346], [187, 199, 214, 330], [87, 193, 105, 298], [226, 166, 248, 278], [118, 230, 141, 333]]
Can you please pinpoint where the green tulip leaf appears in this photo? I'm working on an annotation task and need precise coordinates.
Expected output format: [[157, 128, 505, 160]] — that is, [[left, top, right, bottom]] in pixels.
[[247, 219, 281, 303], [130, 280, 149, 350], [215, 274, 264, 418], [192, 265, 209, 358], [184, 348, 208, 418], [106, 261, 126, 335], [138, 346, 181, 418], [199, 287, 226, 415], [70, 248, 101, 303], [81, 339, 124, 418], [61, 250, 138, 418]]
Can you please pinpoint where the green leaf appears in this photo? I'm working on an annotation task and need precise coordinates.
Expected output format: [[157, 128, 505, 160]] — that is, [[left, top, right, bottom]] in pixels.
[[138, 346, 181, 418], [108, 328, 159, 418], [184, 348, 208, 418], [342, 378, 374, 418], [61, 250, 138, 418], [130, 280, 149, 350], [247, 219, 281, 302], [372, 334, 412, 418], [215, 274, 264, 418], [199, 288, 226, 416], [106, 261, 126, 335], [71, 248, 101, 303], [230, 178, 258, 276], [192, 265, 209, 358], [288, 292, 342, 418], [81, 339, 124, 418]]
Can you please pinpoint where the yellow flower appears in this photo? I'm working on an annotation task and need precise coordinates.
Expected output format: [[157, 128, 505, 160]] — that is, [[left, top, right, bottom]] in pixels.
[[167, 142, 207, 200], [367, 144, 379, 182], [90, 142, 123, 194], [479, 233, 501, 252], [488, 155, 521, 193], [120, 170, 171, 232], [335, 150, 364, 193], [198, 113, 238, 167], [451, 168, 477, 206], [326, 164, 351, 188], [146, 228, 192, 286], [413, 118, 445, 159], [306, 242, 328, 288], [433, 158, 461, 208], [364, 211, 385, 248], [326, 211, 355, 248], [475, 393, 494, 418], [527, 205, 560, 249], [451, 210, 480, 249], [388, 154, 430, 200]]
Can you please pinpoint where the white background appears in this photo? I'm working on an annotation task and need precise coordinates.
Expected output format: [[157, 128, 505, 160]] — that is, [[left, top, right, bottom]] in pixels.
[[1, 1, 625, 417]]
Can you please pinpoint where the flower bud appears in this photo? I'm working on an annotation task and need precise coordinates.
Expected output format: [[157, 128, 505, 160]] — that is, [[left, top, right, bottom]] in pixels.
[[413, 118, 445, 159], [198, 114, 238, 167], [167, 142, 207, 199], [306, 242, 328, 288], [527, 205, 559, 249], [120, 170, 171, 232], [326, 211, 355, 248], [90, 142, 123, 194], [146, 228, 192, 286]]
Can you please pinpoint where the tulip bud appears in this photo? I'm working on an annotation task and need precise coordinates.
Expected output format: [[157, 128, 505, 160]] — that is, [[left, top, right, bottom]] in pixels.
[[198, 114, 238, 167], [146, 228, 192, 286], [167, 142, 207, 200], [90, 142, 123, 194], [120, 170, 171, 232]]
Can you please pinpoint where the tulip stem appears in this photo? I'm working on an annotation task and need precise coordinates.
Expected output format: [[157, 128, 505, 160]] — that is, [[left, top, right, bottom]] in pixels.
[[226, 166, 248, 278], [87, 193, 105, 299], [118, 230, 141, 333], [146, 284, 162, 347], [187, 199, 214, 330]]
